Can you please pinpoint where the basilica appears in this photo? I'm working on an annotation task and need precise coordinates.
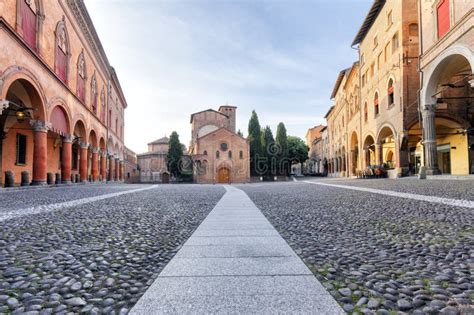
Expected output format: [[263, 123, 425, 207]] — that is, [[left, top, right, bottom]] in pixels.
[[189, 106, 250, 183]]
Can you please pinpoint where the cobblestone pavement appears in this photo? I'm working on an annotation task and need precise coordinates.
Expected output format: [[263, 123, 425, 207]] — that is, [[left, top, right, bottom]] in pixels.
[[0, 184, 143, 212], [304, 177, 474, 201], [0, 184, 225, 314], [239, 181, 474, 315]]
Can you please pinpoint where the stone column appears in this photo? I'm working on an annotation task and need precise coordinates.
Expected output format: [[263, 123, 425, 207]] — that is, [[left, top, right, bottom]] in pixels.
[[30, 120, 50, 185], [364, 148, 369, 168], [375, 143, 383, 166], [61, 135, 74, 184], [422, 104, 440, 175], [115, 157, 120, 181], [101, 151, 107, 182], [91, 148, 99, 181], [79, 141, 89, 182], [119, 161, 124, 181], [108, 154, 115, 181]]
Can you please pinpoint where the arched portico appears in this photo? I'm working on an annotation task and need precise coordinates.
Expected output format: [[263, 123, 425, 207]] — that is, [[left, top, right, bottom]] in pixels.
[[363, 134, 376, 168], [350, 131, 359, 175], [420, 45, 473, 175]]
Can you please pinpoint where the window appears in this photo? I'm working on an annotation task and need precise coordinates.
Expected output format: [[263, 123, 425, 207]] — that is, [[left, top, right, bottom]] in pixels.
[[115, 118, 118, 134], [216, 151, 220, 159], [72, 143, 79, 170], [220, 142, 228, 151], [16, 134, 27, 165], [228, 150, 232, 159], [373, 35, 378, 48], [91, 73, 98, 114], [370, 63, 375, 77], [55, 21, 69, 83], [392, 32, 399, 53], [374, 92, 379, 116], [239, 150, 243, 159], [378, 52, 383, 70], [360, 53, 365, 66], [108, 109, 112, 127], [387, 10, 393, 28], [388, 79, 394, 106], [384, 42, 391, 62], [203, 150, 207, 156], [20, 0, 37, 50], [100, 88, 106, 122], [437, 0, 450, 38], [77, 52, 86, 103], [361, 74, 366, 88], [364, 103, 368, 122]]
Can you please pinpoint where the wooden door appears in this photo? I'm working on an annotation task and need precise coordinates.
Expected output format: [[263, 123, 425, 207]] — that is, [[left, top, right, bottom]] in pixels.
[[162, 172, 170, 184], [217, 167, 230, 183]]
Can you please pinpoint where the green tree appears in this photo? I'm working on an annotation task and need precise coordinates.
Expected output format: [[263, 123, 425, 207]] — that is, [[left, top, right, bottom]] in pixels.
[[261, 126, 275, 177], [167, 131, 183, 178], [275, 122, 288, 175], [287, 136, 309, 172], [248, 110, 263, 176]]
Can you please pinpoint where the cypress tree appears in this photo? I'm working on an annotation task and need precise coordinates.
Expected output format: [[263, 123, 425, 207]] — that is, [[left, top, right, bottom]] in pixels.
[[248, 110, 262, 176], [261, 126, 275, 177], [167, 131, 183, 178], [275, 122, 289, 175]]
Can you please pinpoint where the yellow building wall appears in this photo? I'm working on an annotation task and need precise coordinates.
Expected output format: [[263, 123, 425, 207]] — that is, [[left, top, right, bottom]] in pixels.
[[437, 134, 469, 175]]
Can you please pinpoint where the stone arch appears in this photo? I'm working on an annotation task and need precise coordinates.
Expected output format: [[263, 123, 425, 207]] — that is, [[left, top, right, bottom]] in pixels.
[[422, 45, 474, 105], [99, 136, 106, 150], [376, 123, 397, 143], [49, 104, 71, 136], [73, 120, 87, 142], [88, 129, 98, 148], [54, 18, 71, 82], [1, 68, 47, 121], [363, 134, 376, 167]]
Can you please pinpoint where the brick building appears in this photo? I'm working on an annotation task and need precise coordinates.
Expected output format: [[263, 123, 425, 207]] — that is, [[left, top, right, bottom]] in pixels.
[[189, 106, 250, 183], [137, 137, 170, 183], [124, 146, 138, 182], [0, 0, 127, 186]]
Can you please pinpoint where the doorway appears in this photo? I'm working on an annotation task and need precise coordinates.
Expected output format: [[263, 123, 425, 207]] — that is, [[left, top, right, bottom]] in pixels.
[[217, 167, 230, 183]]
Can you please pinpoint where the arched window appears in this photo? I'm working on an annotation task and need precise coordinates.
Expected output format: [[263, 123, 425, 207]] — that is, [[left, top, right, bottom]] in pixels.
[[55, 19, 69, 83], [203, 150, 208, 156], [115, 118, 118, 134], [19, 0, 39, 50], [216, 151, 220, 159], [228, 150, 232, 159], [108, 109, 112, 127], [100, 88, 106, 122], [77, 51, 86, 103], [239, 150, 243, 159], [374, 92, 379, 116], [91, 73, 98, 114], [364, 102, 368, 122], [387, 79, 394, 106]]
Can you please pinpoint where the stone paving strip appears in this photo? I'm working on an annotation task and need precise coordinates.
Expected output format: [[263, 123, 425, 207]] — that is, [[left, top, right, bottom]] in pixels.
[[131, 185, 344, 314], [303, 181, 474, 209], [0, 185, 157, 222]]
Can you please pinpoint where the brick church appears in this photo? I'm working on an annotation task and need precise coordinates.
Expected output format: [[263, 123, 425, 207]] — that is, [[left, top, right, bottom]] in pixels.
[[189, 106, 250, 183]]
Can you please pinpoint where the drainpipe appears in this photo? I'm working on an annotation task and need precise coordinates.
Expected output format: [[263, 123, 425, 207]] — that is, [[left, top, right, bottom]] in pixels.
[[417, 0, 425, 171]]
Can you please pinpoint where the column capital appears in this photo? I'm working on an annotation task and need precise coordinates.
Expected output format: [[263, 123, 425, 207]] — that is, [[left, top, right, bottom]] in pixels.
[[423, 104, 437, 112], [92, 147, 100, 154], [79, 141, 89, 149], [101, 151, 108, 157], [30, 120, 51, 132], [62, 134, 75, 143]]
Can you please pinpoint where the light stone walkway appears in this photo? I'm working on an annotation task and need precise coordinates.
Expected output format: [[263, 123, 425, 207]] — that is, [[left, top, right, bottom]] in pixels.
[[131, 185, 344, 314]]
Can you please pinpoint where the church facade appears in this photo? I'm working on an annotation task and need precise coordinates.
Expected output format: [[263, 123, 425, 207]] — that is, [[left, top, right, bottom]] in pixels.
[[189, 106, 250, 184]]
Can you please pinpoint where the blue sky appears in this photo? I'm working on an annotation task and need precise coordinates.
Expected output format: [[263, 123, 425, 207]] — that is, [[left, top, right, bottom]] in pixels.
[[84, 0, 372, 153]]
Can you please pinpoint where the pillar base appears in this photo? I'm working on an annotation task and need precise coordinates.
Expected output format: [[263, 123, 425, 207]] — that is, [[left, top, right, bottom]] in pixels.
[[426, 168, 441, 175], [32, 180, 47, 186]]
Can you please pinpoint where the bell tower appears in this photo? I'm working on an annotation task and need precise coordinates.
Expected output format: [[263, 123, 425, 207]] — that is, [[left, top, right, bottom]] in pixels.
[[218, 105, 237, 133]]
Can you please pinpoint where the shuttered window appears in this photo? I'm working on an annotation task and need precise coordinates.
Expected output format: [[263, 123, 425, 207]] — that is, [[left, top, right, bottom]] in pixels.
[[21, 1, 37, 50], [437, 0, 450, 38], [77, 76, 85, 102], [56, 50, 67, 82], [16, 134, 27, 165]]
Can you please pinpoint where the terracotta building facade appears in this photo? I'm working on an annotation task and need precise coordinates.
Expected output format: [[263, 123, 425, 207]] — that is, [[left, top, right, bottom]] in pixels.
[[0, 0, 127, 186], [189, 106, 250, 184]]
